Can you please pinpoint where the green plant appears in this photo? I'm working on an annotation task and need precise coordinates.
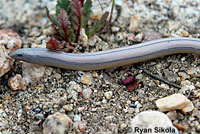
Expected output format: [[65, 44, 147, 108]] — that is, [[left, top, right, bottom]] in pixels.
[[46, 0, 115, 51]]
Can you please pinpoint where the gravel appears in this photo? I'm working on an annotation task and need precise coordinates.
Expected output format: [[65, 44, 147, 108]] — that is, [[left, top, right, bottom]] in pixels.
[[0, 0, 200, 133]]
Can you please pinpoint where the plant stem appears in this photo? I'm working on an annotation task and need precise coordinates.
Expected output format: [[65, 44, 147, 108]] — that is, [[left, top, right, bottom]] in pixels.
[[109, 0, 115, 23], [63, 30, 72, 46], [75, 5, 82, 43]]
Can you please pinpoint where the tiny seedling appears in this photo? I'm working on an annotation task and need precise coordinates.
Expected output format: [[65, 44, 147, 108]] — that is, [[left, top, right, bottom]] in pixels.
[[46, 0, 115, 51]]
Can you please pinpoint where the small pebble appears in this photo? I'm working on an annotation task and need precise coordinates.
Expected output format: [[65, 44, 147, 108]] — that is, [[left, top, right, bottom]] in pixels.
[[104, 91, 113, 99], [0, 45, 14, 77], [187, 67, 200, 77], [116, 32, 123, 41], [80, 72, 93, 86], [88, 35, 98, 46], [173, 123, 188, 131], [120, 123, 127, 130], [22, 62, 46, 85], [156, 93, 194, 113], [78, 121, 86, 133], [43, 112, 73, 134], [178, 72, 190, 79], [111, 26, 120, 32], [77, 107, 85, 112], [181, 101, 194, 114], [175, 29, 189, 37], [82, 88, 93, 99], [135, 74, 143, 80], [8, 74, 27, 90], [63, 105, 73, 112], [74, 115, 81, 122], [130, 111, 178, 134], [129, 15, 141, 32], [195, 82, 200, 88], [167, 111, 178, 121], [160, 83, 170, 90], [125, 33, 135, 41], [135, 33, 143, 42], [142, 32, 161, 42], [79, 28, 88, 47]]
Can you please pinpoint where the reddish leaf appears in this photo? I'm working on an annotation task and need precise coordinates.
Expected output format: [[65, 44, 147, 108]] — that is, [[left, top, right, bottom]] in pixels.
[[46, 39, 63, 50], [123, 76, 134, 84], [79, 0, 84, 7], [71, 0, 83, 43], [59, 9, 70, 31], [123, 76, 138, 91], [58, 9, 73, 46]]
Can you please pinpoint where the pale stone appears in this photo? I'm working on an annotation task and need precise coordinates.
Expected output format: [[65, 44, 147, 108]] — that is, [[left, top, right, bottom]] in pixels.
[[43, 112, 73, 134], [156, 94, 193, 113], [195, 82, 200, 88], [22, 62, 46, 85], [8, 74, 26, 90], [0, 29, 22, 77], [181, 101, 194, 114], [135, 33, 143, 42], [129, 15, 141, 32], [160, 83, 170, 90], [82, 88, 93, 99], [187, 67, 200, 77], [0, 29, 21, 53], [156, 94, 187, 111], [178, 72, 190, 79], [130, 111, 178, 134], [79, 28, 88, 47], [166, 111, 178, 121], [78, 121, 86, 132], [80, 72, 93, 86], [63, 105, 73, 112], [0, 45, 14, 77], [104, 91, 113, 99]]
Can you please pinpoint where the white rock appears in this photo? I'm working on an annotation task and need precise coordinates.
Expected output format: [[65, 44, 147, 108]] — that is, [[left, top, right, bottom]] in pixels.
[[111, 26, 120, 32], [79, 28, 88, 47], [178, 72, 190, 79], [166, 111, 178, 121], [0, 29, 22, 53], [67, 81, 82, 92], [135, 74, 143, 80], [160, 84, 170, 90], [88, 35, 98, 46], [135, 33, 143, 42], [8, 74, 26, 90], [181, 101, 194, 114], [130, 111, 178, 134], [156, 94, 194, 113], [104, 91, 113, 99], [43, 112, 73, 134], [187, 67, 200, 77], [195, 82, 200, 88], [63, 105, 73, 112], [0, 45, 14, 77], [79, 72, 93, 86], [129, 15, 141, 32], [67, 88, 78, 101], [0, 30, 21, 77], [74, 115, 81, 122], [179, 80, 195, 93], [82, 88, 93, 99], [22, 62, 46, 85]]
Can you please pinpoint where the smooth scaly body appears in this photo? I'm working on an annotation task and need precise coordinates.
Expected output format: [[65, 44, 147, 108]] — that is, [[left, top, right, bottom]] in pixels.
[[10, 38, 200, 70]]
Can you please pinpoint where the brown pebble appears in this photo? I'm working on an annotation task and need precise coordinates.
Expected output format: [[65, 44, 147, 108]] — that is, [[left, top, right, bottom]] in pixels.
[[173, 123, 188, 131], [8, 74, 27, 90]]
